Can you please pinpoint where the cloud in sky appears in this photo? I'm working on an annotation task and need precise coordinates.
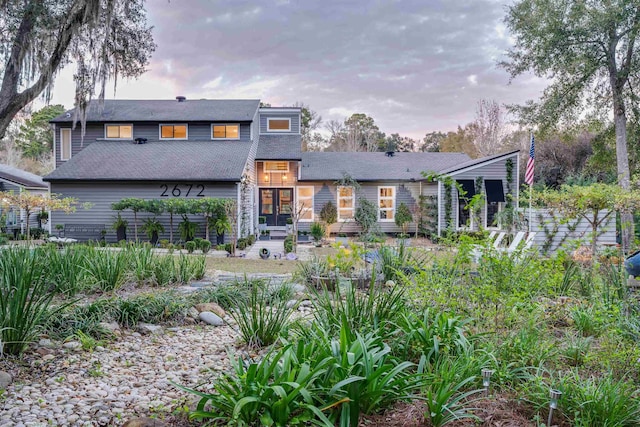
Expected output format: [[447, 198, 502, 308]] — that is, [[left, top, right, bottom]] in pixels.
[[49, 0, 548, 139]]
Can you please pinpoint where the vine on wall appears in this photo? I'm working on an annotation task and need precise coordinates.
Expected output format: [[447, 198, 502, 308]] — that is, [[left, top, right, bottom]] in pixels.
[[505, 158, 514, 208]]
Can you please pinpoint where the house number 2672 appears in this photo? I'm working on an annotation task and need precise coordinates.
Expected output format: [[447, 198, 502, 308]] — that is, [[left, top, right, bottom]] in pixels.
[[160, 184, 205, 197]]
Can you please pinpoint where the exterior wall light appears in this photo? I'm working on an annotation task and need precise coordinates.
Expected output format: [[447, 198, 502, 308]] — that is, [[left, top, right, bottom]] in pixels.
[[283, 174, 287, 181], [264, 174, 269, 182], [481, 369, 493, 396], [548, 389, 562, 425]]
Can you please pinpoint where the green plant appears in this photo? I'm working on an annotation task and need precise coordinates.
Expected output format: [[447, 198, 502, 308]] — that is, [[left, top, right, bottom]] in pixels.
[[309, 222, 325, 243], [141, 217, 164, 240], [571, 306, 603, 337], [84, 250, 129, 292], [284, 235, 294, 253], [200, 239, 211, 254], [132, 245, 156, 285], [310, 280, 406, 339], [178, 215, 198, 242], [0, 248, 64, 355], [354, 198, 378, 236], [76, 330, 103, 352], [258, 216, 266, 224], [229, 280, 295, 348], [179, 344, 334, 426], [319, 201, 337, 234], [152, 255, 177, 287], [111, 212, 128, 230], [394, 202, 413, 235], [423, 374, 481, 427], [185, 241, 196, 253]]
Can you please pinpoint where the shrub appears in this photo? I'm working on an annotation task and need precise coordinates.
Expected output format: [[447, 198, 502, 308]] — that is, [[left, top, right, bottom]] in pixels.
[[309, 222, 325, 242], [237, 238, 248, 250], [200, 239, 211, 254], [319, 201, 337, 229], [185, 241, 196, 253], [247, 234, 256, 245], [229, 280, 295, 348], [284, 235, 294, 253]]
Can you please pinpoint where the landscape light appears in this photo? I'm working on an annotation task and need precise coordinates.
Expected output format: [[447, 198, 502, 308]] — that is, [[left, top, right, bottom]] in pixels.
[[481, 369, 493, 395], [548, 389, 562, 426]]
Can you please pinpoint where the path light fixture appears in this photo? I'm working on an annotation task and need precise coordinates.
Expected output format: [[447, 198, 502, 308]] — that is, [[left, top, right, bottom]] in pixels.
[[548, 389, 562, 426], [481, 369, 493, 396]]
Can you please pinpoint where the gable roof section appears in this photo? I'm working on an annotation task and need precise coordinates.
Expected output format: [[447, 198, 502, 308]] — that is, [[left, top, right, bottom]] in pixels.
[[256, 134, 302, 160], [50, 99, 260, 123], [43, 141, 250, 182], [0, 164, 47, 189], [439, 150, 520, 176], [299, 152, 471, 181]]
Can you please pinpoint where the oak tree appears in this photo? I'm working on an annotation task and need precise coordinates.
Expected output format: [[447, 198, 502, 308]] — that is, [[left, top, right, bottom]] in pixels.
[[502, 0, 640, 251], [0, 0, 155, 139]]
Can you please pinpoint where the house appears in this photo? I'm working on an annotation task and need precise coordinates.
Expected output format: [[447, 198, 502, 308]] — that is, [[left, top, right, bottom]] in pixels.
[[44, 98, 519, 242], [0, 164, 49, 236]]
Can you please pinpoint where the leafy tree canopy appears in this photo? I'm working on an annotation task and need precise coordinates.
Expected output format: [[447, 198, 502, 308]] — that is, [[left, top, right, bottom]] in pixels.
[[15, 105, 64, 159], [0, 0, 155, 139]]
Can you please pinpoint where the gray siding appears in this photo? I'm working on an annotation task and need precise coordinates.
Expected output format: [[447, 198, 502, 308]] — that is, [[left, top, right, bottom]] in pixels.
[[50, 181, 237, 243], [56, 122, 252, 168], [438, 154, 518, 235], [525, 208, 616, 254], [0, 178, 21, 192], [295, 181, 420, 234], [259, 112, 300, 134]]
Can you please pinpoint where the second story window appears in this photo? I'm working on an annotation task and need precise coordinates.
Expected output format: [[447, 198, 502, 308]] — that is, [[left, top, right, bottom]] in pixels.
[[212, 124, 239, 139], [267, 118, 291, 132], [60, 128, 72, 161], [105, 124, 133, 139], [160, 124, 188, 139]]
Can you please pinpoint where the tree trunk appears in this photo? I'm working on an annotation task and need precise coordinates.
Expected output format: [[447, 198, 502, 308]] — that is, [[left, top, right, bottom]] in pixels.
[[612, 93, 634, 253], [133, 211, 138, 242], [169, 213, 174, 244]]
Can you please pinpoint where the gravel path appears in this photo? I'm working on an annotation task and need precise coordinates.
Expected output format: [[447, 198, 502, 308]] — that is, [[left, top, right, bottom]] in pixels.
[[1, 325, 239, 426]]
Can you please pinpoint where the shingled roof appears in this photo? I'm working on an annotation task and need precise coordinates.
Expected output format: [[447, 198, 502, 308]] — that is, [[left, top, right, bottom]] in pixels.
[[299, 152, 471, 181], [0, 164, 47, 189], [50, 99, 260, 123], [44, 141, 250, 182], [256, 134, 302, 160]]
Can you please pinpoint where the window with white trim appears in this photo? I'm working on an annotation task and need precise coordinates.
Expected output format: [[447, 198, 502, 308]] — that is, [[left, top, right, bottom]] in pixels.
[[160, 124, 188, 139], [105, 124, 133, 139], [212, 124, 239, 139], [267, 118, 291, 132], [60, 129, 72, 161], [296, 186, 314, 221], [337, 186, 354, 221], [378, 186, 395, 221], [264, 161, 289, 172]]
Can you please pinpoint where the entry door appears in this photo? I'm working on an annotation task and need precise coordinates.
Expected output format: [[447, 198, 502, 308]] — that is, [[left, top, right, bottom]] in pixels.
[[260, 188, 292, 226]]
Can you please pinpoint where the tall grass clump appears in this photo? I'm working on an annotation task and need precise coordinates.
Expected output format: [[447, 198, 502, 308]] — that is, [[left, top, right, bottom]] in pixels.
[[84, 249, 130, 292], [41, 245, 91, 297], [229, 280, 295, 348], [176, 254, 206, 284], [311, 280, 406, 339], [0, 248, 62, 355], [152, 254, 177, 286], [132, 245, 156, 285]]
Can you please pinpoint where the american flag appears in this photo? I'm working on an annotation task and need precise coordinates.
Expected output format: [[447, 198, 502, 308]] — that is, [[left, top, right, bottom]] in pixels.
[[525, 133, 535, 185]]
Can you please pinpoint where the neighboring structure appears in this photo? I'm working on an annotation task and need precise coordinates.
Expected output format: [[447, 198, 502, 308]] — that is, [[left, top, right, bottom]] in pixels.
[[44, 98, 520, 242], [0, 164, 49, 236]]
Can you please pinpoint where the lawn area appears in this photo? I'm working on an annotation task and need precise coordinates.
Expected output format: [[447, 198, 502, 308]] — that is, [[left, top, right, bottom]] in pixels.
[[206, 256, 300, 274]]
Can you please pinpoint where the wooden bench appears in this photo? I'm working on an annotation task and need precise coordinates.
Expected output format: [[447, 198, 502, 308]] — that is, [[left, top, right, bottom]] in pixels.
[[62, 224, 106, 241]]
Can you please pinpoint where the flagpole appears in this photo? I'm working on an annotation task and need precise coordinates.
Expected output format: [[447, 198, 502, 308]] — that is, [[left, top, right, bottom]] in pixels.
[[529, 181, 532, 233]]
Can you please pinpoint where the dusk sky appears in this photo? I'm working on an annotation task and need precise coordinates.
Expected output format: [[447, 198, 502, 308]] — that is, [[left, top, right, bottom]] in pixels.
[[49, 0, 548, 140]]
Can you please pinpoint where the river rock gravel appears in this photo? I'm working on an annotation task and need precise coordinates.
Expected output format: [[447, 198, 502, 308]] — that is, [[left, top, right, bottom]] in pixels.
[[0, 325, 238, 426]]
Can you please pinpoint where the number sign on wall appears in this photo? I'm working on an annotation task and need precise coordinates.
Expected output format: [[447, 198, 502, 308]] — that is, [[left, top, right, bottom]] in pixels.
[[160, 184, 206, 197]]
